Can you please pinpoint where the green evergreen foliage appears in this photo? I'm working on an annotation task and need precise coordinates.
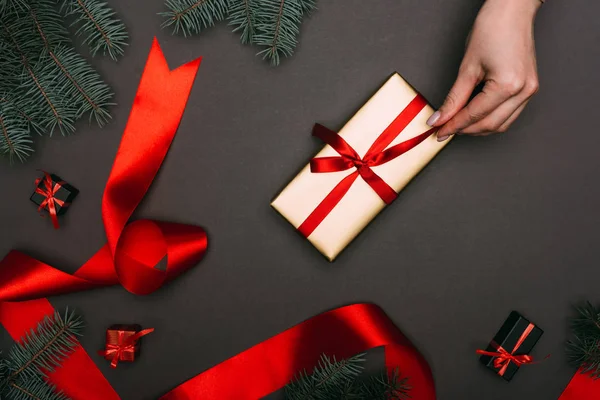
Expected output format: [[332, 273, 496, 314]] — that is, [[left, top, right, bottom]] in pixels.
[[160, 0, 317, 66], [160, 0, 229, 37], [0, 310, 84, 400], [567, 302, 600, 378], [0, 0, 126, 164], [58, 0, 128, 60], [254, 0, 302, 66], [227, 0, 259, 44], [284, 353, 412, 400]]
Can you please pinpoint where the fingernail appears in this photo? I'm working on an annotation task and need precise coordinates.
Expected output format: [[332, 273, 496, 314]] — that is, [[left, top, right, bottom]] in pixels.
[[437, 134, 450, 142], [427, 111, 441, 127]]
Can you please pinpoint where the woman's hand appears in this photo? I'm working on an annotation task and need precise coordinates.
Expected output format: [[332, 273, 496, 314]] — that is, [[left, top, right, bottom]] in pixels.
[[428, 0, 542, 141]]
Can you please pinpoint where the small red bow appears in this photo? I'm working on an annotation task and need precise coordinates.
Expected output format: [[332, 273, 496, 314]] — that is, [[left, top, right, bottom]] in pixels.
[[477, 323, 536, 376], [98, 328, 154, 368], [35, 172, 67, 229]]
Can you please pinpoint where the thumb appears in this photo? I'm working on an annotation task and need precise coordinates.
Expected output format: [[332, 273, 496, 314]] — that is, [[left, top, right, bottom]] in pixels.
[[428, 66, 481, 127]]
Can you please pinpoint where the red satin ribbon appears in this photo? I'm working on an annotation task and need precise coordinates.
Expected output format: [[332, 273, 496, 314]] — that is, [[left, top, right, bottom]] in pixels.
[[0, 38, 204, 399], [160, 303, 435, 400], [98, 328, 155, 368], [559, 369, 600, 400], [35, 171, 67, 229], [476, 322, 535, 376], [298, 95, 437, 238]]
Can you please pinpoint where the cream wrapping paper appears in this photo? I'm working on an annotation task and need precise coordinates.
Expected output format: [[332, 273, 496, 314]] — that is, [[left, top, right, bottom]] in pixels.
[[271, 73, 452, 261]]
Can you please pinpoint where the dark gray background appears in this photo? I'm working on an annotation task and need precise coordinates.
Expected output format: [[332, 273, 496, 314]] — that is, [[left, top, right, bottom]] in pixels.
[[1, 0, 598, 399]]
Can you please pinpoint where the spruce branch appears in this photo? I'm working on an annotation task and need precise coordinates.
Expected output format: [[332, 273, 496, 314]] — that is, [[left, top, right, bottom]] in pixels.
[[254, 0, 303, 66], [0, 310, 83, 400], [0, 101, 34, 163], [358, 368, 411, 400], [59, 0, 128, 60], [0, 21, 77, 135], [285, 353, 366, 400], [284, 353, 412, 400], [567, 302, 600, 378], [227, 0, 259, 44], [160, 0, 229, 37]]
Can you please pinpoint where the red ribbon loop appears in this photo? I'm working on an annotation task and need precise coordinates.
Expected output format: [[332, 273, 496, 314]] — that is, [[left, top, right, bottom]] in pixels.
[[298, 95, 437, 238], [0, 38, 205, 400], [477, 323, 536, 376], [0, 38, 206, 302], [98, 328, 155, 368], [35, 171, 67, 229]]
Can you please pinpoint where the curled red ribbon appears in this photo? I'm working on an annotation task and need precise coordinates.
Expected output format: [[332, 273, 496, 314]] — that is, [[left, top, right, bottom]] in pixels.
[[98, 328, 155, 368], [477, 322, 536, 376], [160, 303, 436, 400], [298, 95, 437, 238], [0, 38, 205, 399], [34, 171, 67, 229]]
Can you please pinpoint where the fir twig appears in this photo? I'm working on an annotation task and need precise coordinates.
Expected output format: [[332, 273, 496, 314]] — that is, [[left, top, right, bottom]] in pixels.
[[227, 0, 259, 44], [0, 21, 76, 135], [284, 353, 412, 400], [358, 368, 411, 400], [285, 353, 366, 400], [0, 310, 83, 400], [28, 1, 114, 126], [0, 104, 34, 163], [254, 0, 303, 66], [59, 0, 128, 60], [160, 0, 228, 37], [567, 302, 600, 378]]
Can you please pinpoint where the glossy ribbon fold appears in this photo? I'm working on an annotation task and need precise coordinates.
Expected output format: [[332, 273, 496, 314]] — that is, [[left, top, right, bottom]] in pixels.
[[35, 171, 67, 229], [298, 94, 437, 238], [98, 328, 155, 368], [160, 303, 436, 400], [0, 38, 204, 400], [477, 323, 535, 376]]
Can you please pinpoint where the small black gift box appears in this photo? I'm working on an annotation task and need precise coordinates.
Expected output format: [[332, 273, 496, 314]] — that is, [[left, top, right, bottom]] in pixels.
[[30, 172, 78, 228], [478, 311, 543, 381]]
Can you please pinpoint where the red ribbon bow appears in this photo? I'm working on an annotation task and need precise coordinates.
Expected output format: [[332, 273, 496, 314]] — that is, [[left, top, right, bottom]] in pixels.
[[477, 323, 536, 376], [298, 94, 437, 238], [35, 172, 68, 229], [98, 328, 154, 368]]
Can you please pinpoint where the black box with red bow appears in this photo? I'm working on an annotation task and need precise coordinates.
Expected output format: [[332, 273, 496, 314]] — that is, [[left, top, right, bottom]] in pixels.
[[30, 173, 79, 217], [478, 311, 543, 381]]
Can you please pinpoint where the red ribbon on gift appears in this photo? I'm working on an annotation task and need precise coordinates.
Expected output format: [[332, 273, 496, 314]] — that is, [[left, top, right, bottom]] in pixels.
[[160, 303, 436, 400], [477, 322, 536, 376], [0, 38, 205, 400], [98, 328, 154, 368], [35, 171, 68, 229], [298, 94, 437, 238]]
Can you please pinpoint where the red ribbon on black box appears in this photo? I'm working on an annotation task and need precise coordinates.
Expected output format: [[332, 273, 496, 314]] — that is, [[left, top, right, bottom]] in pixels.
[[31, 171, 79, 229], [477, 311, 543, 381], [0, 38, 205, 400]]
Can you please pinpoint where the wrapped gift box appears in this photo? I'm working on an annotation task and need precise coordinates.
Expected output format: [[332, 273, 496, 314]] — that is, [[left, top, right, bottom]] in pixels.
[[30, 172, 79, 216], [479, 311, 544, 381], [271, 73, 451, 261]]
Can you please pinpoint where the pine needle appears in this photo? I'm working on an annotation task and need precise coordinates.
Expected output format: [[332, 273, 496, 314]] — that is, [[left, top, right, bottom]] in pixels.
[[59, 0, 128, 60], [254, 0, 303, 66], [0, 310, 83, 400], [228, 0, 259, 44], [160, 0, 229, 37], [567, 302, 600, 378]]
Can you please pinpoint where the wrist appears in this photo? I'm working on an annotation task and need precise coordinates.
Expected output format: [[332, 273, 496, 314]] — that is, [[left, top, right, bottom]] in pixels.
[[486, 0, 541, 20]]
